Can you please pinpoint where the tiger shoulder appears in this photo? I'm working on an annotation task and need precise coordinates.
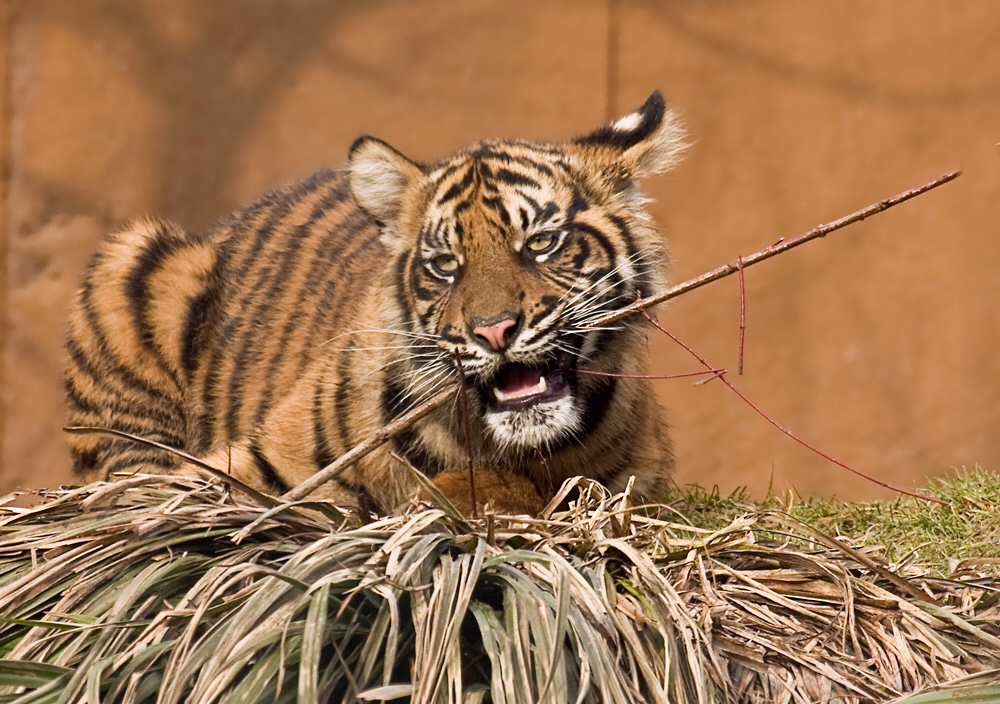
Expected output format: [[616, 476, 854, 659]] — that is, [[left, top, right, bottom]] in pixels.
[[65, 91, 687, 516]]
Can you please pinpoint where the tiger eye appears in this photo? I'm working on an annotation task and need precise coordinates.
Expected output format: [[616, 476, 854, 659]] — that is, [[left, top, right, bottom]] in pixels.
[[431, 253, 459, 275], [526, 231, 558, 253]]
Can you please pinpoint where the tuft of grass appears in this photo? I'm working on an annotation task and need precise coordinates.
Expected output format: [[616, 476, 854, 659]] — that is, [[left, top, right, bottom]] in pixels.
[[0, 471, 996, 703], [664, 467, 1000, 575]]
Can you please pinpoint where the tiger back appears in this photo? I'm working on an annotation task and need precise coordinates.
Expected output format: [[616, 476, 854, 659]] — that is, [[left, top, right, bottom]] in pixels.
[[65, 91, 687, 515]]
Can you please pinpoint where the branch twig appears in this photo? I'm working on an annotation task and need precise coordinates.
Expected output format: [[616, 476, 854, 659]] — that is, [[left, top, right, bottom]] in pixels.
[[590, 169, 961, 328], [92, 170, 953, 503], [454, 352, 478, 518], [737, 257, 746, 375], [640, 311, 949, 506], [285, 169, 960, 501], [281, 387, 454, 502]]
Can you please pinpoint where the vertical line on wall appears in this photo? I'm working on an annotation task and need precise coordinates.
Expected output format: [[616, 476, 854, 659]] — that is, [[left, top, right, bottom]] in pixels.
[[605, 0, 619, 121], [0, 1, 14, 467]]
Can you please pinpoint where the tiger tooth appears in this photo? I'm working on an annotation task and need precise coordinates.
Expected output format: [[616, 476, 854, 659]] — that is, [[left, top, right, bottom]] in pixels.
[[494, 376, 548, 403]]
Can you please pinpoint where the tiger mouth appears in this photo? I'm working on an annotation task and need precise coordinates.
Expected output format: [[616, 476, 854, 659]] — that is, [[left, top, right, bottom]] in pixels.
[[482, 351, 576, 412]]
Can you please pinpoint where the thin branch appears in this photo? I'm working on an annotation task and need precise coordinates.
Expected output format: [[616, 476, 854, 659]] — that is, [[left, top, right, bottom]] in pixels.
[[454, 352, 478, 518], [737, 256, 746, 375], [592, 169, 961, 328], [280, 169, 961, 501], [280, 387, 454, 502], [576, 369, 725, 380], [62, 426, 281, 508], [640, 312, 949, 506]]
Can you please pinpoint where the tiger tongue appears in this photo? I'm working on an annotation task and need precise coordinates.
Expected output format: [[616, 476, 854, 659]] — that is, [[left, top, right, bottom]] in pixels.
[[493, 364, 548, 402]]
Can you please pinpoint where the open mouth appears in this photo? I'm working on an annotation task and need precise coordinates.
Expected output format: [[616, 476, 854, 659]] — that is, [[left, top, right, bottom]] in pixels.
[[482, 351, 576, 412]]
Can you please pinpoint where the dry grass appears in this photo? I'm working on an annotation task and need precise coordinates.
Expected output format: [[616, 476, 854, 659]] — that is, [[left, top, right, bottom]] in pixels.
[[0, 472, 997, 703]]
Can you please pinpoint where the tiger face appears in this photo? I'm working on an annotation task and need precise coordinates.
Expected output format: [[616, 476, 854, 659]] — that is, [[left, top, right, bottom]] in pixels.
[[349, 91, 687, 456]]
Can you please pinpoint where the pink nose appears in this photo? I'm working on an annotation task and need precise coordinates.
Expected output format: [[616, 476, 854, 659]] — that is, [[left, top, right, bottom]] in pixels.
[[473, 318, 517, 350]]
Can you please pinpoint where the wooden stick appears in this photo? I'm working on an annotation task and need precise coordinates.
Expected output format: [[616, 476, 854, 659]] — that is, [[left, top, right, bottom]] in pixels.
[[281, 387, 454, 502], [737, 257, 746, 375], [590, 169, 961, 328], [454, 352, 479, 518], [285, 169, 961, 500]]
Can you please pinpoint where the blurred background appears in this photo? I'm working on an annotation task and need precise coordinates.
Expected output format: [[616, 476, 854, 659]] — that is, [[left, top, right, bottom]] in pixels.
[[1, 1, 998, 499]]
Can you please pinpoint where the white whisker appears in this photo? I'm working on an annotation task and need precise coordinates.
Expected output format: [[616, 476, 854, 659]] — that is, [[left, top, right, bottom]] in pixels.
[[321, 327, 441, 343]]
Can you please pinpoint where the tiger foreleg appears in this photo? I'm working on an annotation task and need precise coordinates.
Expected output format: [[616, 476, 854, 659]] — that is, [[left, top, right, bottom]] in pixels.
[[426, 468, 546, 517]]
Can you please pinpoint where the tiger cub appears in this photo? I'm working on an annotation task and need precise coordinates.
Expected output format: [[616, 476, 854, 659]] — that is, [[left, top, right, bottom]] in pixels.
[[65, 91, 686, 515]]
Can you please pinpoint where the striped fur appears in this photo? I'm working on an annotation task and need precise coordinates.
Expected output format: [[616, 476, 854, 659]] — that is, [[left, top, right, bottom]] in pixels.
[[66, 91, 687, 515]]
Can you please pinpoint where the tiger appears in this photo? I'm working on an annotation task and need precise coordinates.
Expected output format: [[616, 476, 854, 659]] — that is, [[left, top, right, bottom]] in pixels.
[[64, 91, 687, 516]]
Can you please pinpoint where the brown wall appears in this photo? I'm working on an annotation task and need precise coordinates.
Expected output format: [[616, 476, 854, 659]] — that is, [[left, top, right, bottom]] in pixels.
[[2, 1, 998, 500]]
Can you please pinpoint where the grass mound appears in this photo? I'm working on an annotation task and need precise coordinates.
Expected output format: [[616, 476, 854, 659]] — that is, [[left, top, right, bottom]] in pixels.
[[0, 471, 998, 703]]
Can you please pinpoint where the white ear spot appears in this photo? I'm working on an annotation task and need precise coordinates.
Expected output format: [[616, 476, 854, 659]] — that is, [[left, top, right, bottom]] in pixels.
[[613, 112, 643, 133]]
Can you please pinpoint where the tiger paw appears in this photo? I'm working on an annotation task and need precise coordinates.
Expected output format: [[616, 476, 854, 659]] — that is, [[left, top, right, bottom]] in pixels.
[[428, 469, 546, 517]]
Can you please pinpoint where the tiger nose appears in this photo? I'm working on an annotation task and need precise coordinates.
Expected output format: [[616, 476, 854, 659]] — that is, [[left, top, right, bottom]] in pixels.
[[471, 313, 520, 351]]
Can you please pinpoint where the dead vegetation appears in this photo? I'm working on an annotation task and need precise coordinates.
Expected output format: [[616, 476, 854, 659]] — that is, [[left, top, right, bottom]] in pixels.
[[0, 473, 997, 703]]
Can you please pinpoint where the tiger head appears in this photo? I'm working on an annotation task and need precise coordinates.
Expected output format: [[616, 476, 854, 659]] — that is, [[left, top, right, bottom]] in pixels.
[[348, 91, 687, 455]]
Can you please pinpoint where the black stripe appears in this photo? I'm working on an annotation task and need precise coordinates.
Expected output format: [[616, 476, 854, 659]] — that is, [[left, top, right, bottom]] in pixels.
[[391, 429, 446, 478], [409, 260, 442, 306], [225, 179, 349, 437], [476, 160, 494, 179], [180, 280, 217, 377], [71, 447, 103, 475], [63, 375, 180, 432], [573, 91, 664, 151], [570, 235, 591, 269], [566, 187, 590, 220], [502, 154, 555, 179], [430, 218, 450, 246], [295, 216, 383, 377], [202, 172, 338, 429], [580, 376, 617, 436], [313, 374, 336, 469], [432, 162, 464, 182], [605, 214, 639, 262], [392, 252, 412, 331], [528, 295, 560, 329], [517, 192, 542, 219], [452, 200, 472, 218], [75, 284, 181, 412], [125, 225, 187, 386], [333, 339, 355, 451], [251, 212, 376, 427], [250, 442, 290, 493], [439, 324, 464, 345], [481, 196, 512, 228], [492, 168, 540, 190], [380, 375, 413, 424], [436, 165, 476, 204], [232, 170, 339, 280], [571, 223, 617, 273], [538, 201, 559, 224], [606, 214, 652, 297]]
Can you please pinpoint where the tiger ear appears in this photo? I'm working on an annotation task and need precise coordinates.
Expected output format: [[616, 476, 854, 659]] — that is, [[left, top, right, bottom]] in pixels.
[[568, 90, 688, 193], [348, 136, 425, 226]]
